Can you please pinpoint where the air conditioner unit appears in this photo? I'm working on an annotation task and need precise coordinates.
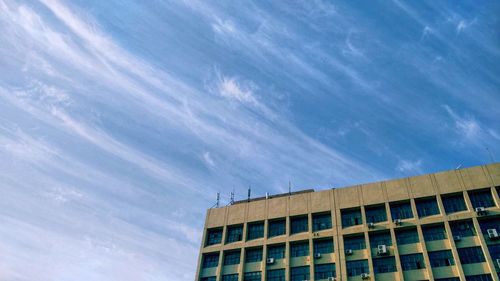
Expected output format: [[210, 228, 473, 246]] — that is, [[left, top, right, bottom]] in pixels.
[[345, 249, 353, 255], [327, 277, 336, 281], [266, 258, 274, 264], [393, 219, 402, 225], [368, 222, 375, 228], [377, 244, 388, 255], [313, 232, 320, 237], [453, 235, 461, 242], [496, 258, 500, 269], [361, 273, 370, 279], [487, 229, 499, 240], [475, 207, 487, 215], [314, 253, 322, 259]]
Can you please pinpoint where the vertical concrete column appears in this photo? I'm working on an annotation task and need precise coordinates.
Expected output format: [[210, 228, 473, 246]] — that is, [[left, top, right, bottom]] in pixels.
[[285, 197, 290, 281], [444, 220, 467, 280], [415, 224, 434, 280]]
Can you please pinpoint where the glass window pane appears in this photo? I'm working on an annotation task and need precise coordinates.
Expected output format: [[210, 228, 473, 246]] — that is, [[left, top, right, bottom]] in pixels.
[[365, 205, 387, 224], [469, 189, 496, 208], [290, 241, 309, 257], [344, 234, 366, 250], [313, 213, 332, 231], [291, 216, 308, 234], [442, 193, 467, 214], [247, 222, 264, 240], [416, 197, 440, 217], [390, 201, 414, 220], [341, 208, 363, 228], [268, 219, 286, 238], [373, 256, 397, 273], [422, 224, 447, 241], [396, 227, 419, 245], [226, 225, 243, 243]]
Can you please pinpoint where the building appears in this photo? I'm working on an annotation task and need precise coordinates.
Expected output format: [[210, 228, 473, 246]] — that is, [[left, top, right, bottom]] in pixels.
[[196, 163, 500, 281]]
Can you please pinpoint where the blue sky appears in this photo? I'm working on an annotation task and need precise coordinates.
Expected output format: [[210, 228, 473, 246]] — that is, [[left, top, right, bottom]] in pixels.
[[0, 0, 499, 280]]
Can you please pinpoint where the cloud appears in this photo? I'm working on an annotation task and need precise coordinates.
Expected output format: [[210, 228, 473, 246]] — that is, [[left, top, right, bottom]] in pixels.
[[444, 105, 481, 141], [396, 159, 423, 174], [217, 75, 258, 105]]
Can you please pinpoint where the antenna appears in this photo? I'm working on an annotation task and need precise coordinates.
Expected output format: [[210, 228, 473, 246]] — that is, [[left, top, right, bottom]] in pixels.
[[455, 164, 462, 170], [247, 186, 251, 202], [266, 192, 269, 199], [288, 180, 291, 195], [230, 189, 235, 205], [486, 147, 495, 163], [216, 192, 220, 208]]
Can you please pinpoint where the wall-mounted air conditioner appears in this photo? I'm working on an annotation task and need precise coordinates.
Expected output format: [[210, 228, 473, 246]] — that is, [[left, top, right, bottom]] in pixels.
[[377, 244, 388, 255]]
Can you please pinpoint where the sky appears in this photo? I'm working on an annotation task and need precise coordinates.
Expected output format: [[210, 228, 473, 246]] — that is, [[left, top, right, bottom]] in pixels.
[[0, 0, 499, 280]]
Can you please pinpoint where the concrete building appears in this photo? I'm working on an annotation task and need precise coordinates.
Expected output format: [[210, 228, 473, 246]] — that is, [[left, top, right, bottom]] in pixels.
[[196, 163, 500, 281]]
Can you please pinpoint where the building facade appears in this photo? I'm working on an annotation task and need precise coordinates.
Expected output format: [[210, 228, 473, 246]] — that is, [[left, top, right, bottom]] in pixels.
[[196, 163, 500, 281]]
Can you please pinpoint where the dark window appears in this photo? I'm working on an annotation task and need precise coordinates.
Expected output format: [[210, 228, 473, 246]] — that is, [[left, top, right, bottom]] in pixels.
[[458, 246, 486, 264], [390, 201, 414, 220], [314, 239, 333, 254], [344, 234, 366, 250], [268, 219, 286, 238], [290, 241, 309, 257], [416, 197, 440, 218], [315, 263, 336, 279], [422, 224, 447, 241], [400, 253, 425, 270], [244, 272, 261, 281], [465, 274, 493, 281], [428, 250, 454, 267], [206, 228, 223, 246], [341, 208, 363, 228], [267, 244, 285, 260], [478, 218, 500, 234], [369, 231, 392, 248], [346, 259, 369, 276], [290, 266, 310, 281], [224, 251, 241, 265], [450, 220, 476, 237], [202, 253, 219, 268], [267, 269, 285, 281], [488, 244, 500, 278], [469, 189, 495, 208], [373, 256, 397, 273], [290, 216, 308, 234], [226, 225, 243, 243], [247, 222, 264, 240], [442, 193, 467, 214], [313, 213, 332, 231], [365, 204, 387, 224], [245, 248, 262, 263], [201, 277, 216, 281], [222, 274, 239, 281], [396, 227, 419, 245], [435, 278, 460, 281]]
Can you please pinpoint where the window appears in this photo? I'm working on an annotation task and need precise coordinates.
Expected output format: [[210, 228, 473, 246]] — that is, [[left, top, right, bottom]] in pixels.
[[313, 213, 332, 231], [465, 274, 493, 281], [468, 189, 495, 208], [396, 227, 419, 245], [226, 225, 243, 243], [267, 269, 285, 281], [341, 208, 362, 228], [400, 253, 425, 270], [315, 263, 336, 279], [458, 246, 486, 264], [344, 234, 366, 250], [416, 197, 440, 218], [290, 216, 308, 234], [290, 266, 309, 281], [369, 231, 392, 248], [442, 193, 467, 214], [267, 244, 285, 260], [222, 274, 239, 281], [428, 250, 454, 267], [201, 277, 216, 281], [450, 220, 476, 237], [422, 224, 447, 241], [365, 204, 387, 224], [202, 253, 219, 268], [390, 201, 413, 220], [206, 228, 223, 246], [314, 239, 333, 254], [244, 272, 261, 281], [346, 260, 369, 276], [373, 256, 397, 273], [245, 248, 262, 263], [247, 222, 264, 240], [290, 241, 309, 257], [268, 219, 286, 238], [478, 218, 500, 234], [224, 250, 241, 266], [435, 278, 460, 281], [488, 244, 500, 278]]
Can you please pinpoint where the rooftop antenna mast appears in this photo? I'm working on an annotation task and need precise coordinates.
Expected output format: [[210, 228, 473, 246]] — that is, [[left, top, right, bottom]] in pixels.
[[289, 180, 291, 196], [216, 192, 220, 208], [230, 188, 235, 205], [247, 186, 251, 202], [486, 147, 495, 163]]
